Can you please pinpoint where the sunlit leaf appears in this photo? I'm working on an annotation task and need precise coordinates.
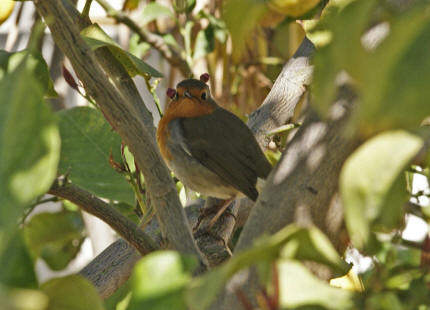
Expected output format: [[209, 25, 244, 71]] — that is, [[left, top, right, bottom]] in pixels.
[[128, 251, 196, 310], [186, 225, 349, 309], [0, 287, 48, 310], [278, 260, 353, 309], [0, 49, 57, 97], [0, 56, 60, 229], [267, 0, 320, 17], [141, 3, 174, 25], [340, 130, 424, 249], [57, 106, 135, 205], [42, 275, 104, 310]]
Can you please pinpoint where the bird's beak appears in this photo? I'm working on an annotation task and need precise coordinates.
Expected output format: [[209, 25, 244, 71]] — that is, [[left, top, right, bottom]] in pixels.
[[184, 90, 192, 98]]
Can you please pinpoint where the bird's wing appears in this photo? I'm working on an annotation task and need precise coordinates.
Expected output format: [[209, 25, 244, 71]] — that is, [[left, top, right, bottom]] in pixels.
[[180, 108, 272, 200]]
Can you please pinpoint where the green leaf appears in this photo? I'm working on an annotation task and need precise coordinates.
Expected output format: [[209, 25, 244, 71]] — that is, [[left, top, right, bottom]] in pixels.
[[0, 56, 60, 230], [267, 0, 321, 17], [340, 130, 424, 249], [278, 260, 353, 309], [186, 225, 349, 310], [0, 229, 38, 288], [0, 49, 57, 97], [193, 25, 215, 61], [24, 211, 85, 271], [0, 287, 48, 310], [310, 0, 430, 135], [129, 33, 151, 59], [360, 3, 430, 134], [141, 3, 174, 25], [57, 106, 135, 205], [81, 24, 162, 78], [41, 275, 104, 310], [128, 251, 196, 310]]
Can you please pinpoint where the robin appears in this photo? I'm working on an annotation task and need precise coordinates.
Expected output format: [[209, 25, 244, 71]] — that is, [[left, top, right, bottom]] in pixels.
[[156, 73, 272, 225]]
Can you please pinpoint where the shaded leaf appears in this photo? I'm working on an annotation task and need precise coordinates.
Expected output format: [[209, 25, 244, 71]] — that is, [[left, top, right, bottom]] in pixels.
[[128, 251, 196, 310], [141, 3, 174, 25], [0, 56, 60, 229], [24, 211, 85, 271], [42, 275, 104, 310], [57, 106, 135, 204], [193, 25, 215, 60], [309, 0, 430, 135], [81, 24, 162, 78], [340, 130, 423, 249], [0, 229, 38, 288]]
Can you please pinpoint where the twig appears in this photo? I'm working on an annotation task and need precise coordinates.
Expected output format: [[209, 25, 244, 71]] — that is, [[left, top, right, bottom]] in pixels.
[[48, 178, 158, 255], [95, 0, 192, 77]]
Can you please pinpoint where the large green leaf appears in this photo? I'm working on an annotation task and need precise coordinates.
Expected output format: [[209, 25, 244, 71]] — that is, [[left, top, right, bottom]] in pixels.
[[57, 106, 135, 204], [81, 24, 162, 78], [0, 49, 57, 97], [309, 0, 430, 135], [128, 251, 196, 310], [278, 260, 352, 309], [23, 211, 85, 271], [41, 275, 104, 310], [186, 225, 349, 310], [340, 130, 424, 249], [0, 56, 60, 229]]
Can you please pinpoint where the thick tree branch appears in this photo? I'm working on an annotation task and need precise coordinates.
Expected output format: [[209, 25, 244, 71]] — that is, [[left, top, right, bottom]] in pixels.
[[95, 0, 192, 77], [48, 178, 157, 255], [79, 201, 202, 298], [213, 88, 358, 310], [34, 0, 207, 271]]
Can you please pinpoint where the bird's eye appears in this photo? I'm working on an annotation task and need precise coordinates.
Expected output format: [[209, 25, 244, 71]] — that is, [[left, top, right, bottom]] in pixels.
[[201, 91, 207, 100]]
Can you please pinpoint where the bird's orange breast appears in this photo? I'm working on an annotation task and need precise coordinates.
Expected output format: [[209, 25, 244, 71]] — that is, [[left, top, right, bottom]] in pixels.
[[156, 97, 215, 161]]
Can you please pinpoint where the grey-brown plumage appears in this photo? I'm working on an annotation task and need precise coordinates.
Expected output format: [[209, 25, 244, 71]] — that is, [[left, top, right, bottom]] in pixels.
[[157, 78, 272, 201]]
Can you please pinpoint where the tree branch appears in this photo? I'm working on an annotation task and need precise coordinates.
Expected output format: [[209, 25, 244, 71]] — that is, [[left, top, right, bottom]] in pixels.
[[79, 201, 203, 298], [48, 178, 157, 255], [34, 0, 207, 271]]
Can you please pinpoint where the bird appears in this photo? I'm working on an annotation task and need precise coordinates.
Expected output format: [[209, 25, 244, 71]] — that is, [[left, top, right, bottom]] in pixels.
[[156, 73, 272, 226]]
